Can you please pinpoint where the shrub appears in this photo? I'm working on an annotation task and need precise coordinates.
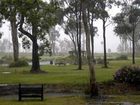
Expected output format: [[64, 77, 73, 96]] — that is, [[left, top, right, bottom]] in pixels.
[[9, 59, 29, 67], [96, 58, 109, 64], [114, 66, 140, 85], [55, 57, 66, 63], [0, 55, 13, 64], [0, 59, 4, 64], [116, 55, 128, 60], [63, 55, 88, 65]]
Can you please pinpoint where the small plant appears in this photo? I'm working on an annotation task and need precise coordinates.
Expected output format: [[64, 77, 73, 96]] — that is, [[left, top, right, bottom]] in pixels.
[[0, 55, 13, 64], [9, 59, 29, 67], [96, 58, 109, 64], [116, 55, 128, 60], [114, 65, 140, 85]]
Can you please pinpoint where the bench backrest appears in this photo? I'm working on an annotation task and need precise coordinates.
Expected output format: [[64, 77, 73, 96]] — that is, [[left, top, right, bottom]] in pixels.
[[18, 84, 44, 101]]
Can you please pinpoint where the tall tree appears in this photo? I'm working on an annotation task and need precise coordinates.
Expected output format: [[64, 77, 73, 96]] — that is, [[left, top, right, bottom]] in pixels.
[[81, 0, 99, 97], [63, 0, 83, 70], [49, 27, 60, 55], [0, 0, 19, 62], [99, 1, 109, 68], [98, 0, 114, 68], [18, 0, 59, 73], [86, 0, 99, 62], [64, 17, 78, 64], [113, 3, 140, 64]]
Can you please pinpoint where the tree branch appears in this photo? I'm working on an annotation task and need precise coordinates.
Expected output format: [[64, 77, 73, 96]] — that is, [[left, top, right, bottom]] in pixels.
[[18, 15, 33, 41]]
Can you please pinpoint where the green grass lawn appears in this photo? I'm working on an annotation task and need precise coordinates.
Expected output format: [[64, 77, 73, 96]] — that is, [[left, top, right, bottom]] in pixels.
[[0, 64, 116, 84], [0, 59, 139, 84], [0, 59, 140, 104]]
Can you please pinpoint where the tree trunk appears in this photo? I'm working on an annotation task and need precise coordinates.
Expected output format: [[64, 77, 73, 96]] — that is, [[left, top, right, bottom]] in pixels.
[[75, 0, 82, 70], [73, 40, 78, 65], [82, 2, 98, 97], [91, 34, 94, 59], [31, 38, 41, 72], [103, 19, 108, 68], [132, 26, 135, 64], [18, 16, 42, 73], [10, 18, 19, 62], [30, 26, 41, 73], [90, 13, 95, 61], [77, 1, 82, 70], [52, 40, 55, 55]]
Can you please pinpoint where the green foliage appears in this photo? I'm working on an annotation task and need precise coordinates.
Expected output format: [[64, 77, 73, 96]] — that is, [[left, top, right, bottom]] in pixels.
[[18, 0, 59, 46], [9, 59, 29, 67], [114, 65, 140, 85], [116, 55, 128, 60], [0, 55, 13, 64], [55, 57, 66, 64], [96, 58, 109, 64], [113, 4, 140, 39], [1, 55, 13, 60], [59, 55, 88, 65]]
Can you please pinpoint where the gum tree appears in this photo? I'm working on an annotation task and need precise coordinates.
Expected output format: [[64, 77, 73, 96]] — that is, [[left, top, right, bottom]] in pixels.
[[0, 0, 19, 62], [81, 0, 99, 97], [18, 0, 59, 73], [113, 1, 140, 64]]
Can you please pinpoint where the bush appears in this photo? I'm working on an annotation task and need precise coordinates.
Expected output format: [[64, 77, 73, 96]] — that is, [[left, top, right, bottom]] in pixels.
[[96, 58, 109, 64], [9, 59, 29, 67], [0, 55, 13, 64], [0, 59, 4, 64], [116, 55, 128, 60], [114, 66, 140, 85], [55, 57, 66, 63], [63, 55, 88, 65]]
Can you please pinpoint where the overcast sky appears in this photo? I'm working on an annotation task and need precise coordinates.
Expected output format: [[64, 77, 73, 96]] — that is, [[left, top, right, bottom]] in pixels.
[[0, 5, 121, 53]]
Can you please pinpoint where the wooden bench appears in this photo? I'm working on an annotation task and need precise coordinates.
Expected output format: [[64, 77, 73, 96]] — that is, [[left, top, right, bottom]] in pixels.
[[18, 84, 44, 101]]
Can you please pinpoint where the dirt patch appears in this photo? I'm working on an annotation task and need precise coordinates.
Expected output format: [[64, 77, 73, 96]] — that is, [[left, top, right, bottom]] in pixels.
[[0, 84, 18, 96], [98, 82, 140, 95], [0, 83, 139, 96]]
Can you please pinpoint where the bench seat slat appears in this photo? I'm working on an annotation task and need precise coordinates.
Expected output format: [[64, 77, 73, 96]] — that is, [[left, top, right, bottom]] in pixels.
[[18, 84, 44, 101], [21, 94, 42, 97]]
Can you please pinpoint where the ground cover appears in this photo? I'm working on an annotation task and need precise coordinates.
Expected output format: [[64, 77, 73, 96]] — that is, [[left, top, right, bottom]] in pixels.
[[0, 59, 140, 84], [0, 95, 140, 105], [0, 59, 140, 104]]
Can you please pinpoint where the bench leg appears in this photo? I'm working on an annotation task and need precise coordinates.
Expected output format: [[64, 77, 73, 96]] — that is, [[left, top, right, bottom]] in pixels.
[[41, 84, 44, 101], [18, 95, 21, 101], [41, 96, 43, 101], [18, 84, 21, 101]]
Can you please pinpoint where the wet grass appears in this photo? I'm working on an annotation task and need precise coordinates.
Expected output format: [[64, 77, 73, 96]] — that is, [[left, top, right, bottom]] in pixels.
[[0, 58, 140, 104], [0, 59, 140, 84]]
